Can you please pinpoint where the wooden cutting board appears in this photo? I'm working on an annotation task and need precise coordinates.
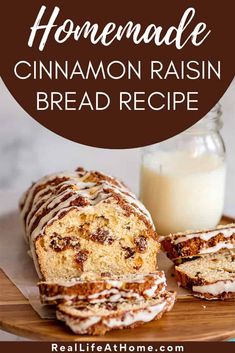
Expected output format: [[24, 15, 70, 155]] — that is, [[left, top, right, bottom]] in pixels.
[[0, 216, 235, 341]]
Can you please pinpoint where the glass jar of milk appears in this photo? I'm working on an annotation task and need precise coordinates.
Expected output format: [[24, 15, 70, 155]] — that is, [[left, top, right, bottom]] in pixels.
[[140, 104, 226, 235]]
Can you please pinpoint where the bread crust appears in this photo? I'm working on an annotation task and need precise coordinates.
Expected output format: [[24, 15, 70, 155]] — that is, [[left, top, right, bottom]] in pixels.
[[161, 224, 235, 261], [56, 291, 176, 335], [175, 263, 235, 300], [38, 272, 166, 305]]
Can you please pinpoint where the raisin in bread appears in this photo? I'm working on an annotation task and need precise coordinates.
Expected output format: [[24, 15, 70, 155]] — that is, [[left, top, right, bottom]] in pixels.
[[39, 271, 166, 305], [56, 291, 176, 335], [20, 168, 159, 281], [161, 224, 235, 263], [175, 249, 235, 300]]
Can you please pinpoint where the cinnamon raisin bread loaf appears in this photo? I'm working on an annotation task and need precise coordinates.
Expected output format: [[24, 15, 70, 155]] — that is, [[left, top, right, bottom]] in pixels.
[[39, 271, 166, 305], [175, 249, 235, 300], [20, 168, 159, 281], [56, 291, 176, 335], [161, 224, 235, 262]]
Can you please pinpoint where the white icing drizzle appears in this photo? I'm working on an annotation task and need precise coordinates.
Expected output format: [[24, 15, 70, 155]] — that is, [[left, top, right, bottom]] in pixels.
[[73, 316, 101, 334], [44, 290, 142, 304], [56, 311, 101, 334], [143, 277, 166, 297], [27, 186, 77, 235], [199, 241, 235, 254], [20, 171, 81, 219], [105, 280, 123, 288], [57, 299, 169, 334], [26, 180, 90, 230], [173, 226, 235, 245], [42, 273, 166, 303], [30, 194, 88, 241], [41, 272, 164, 287], [29, 182, 114, 242], [25, 171, 154, 243], [193, 280, 235, 296], [21, 174, 85, 242], [42, 294, 77, 302], [88, 288, 121, 299], [25, 173, 91, 223], [28, 179, 95, 230], [104, 301, 166, 328]]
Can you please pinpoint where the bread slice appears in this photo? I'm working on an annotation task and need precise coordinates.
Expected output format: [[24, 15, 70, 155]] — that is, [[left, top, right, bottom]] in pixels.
[[175, 249, 235, 300], [56, 291, 176, 335], [161, 224, 235, 262], [19, 168, 159, 281], [38, 271, 166, 305]]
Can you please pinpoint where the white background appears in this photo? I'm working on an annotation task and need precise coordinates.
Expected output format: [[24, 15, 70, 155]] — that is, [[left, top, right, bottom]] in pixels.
[[0, 78, 234, 340]]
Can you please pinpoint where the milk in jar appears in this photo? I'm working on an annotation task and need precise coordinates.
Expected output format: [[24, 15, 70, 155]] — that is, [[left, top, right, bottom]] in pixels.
[[140, 105, 226, 235], [140, 150, 226, 235]]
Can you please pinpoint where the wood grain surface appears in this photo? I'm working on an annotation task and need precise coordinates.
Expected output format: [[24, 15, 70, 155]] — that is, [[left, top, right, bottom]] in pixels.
[[0, 216, 235, 341]]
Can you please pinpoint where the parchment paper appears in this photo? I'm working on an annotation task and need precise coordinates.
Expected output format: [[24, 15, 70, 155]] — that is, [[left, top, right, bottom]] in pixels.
[[0, 193, 55, 318]]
